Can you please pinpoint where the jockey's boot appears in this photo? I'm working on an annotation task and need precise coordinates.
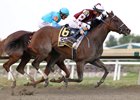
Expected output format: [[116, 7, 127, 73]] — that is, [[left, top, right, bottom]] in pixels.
[[64, 37, 77, 48]]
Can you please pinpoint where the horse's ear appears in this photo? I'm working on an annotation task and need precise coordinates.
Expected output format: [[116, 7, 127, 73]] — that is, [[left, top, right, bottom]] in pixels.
[[110, 11, 114, 15], [106, 11, 111, 16], [107, 11, 114, 17], [106, 11, 109, 15]]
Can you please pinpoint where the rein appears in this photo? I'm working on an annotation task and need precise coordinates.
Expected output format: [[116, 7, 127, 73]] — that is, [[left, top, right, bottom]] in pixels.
[[100, 15, 115, 26]]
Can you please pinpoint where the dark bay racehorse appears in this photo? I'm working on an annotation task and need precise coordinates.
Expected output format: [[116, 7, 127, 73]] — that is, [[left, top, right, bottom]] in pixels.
[[0, 31, 70, 88], [28, 11, 131, 87]]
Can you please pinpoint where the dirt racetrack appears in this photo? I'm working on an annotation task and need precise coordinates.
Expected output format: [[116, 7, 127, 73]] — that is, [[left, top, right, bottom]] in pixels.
[[0, 85, 140, 100]]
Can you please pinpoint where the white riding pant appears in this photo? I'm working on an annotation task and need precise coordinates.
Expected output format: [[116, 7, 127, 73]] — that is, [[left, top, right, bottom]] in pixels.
[[68, 17, 90, 30], [68, 17, 81, 29], [38, 19, 52, 28]]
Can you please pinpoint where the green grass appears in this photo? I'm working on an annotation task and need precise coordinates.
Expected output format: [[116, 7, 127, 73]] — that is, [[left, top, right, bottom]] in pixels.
[[0, 72, 139, 88], [103, 72, 138, 87]]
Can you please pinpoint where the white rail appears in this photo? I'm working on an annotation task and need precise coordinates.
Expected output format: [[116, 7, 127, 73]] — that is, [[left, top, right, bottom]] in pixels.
[[1, 59, 140, 85], [64, 59, 140, 84]]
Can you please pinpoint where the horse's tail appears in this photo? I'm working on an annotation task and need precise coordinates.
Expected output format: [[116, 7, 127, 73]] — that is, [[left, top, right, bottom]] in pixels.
[[5, 32, 34, 55]]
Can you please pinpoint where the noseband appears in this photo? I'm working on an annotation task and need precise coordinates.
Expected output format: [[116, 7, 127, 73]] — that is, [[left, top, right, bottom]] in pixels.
[[118, 23, 125, 33]]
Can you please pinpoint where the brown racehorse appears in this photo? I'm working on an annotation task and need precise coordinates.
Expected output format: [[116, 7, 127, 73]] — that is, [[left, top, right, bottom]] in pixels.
[[0, 31, 70, 88], [28, 11, 131, 87], [0, 31, 35, 88]]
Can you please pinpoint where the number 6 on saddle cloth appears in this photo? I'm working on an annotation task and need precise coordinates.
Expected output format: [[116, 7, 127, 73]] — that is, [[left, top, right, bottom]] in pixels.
[[58, 26, 83, 48]]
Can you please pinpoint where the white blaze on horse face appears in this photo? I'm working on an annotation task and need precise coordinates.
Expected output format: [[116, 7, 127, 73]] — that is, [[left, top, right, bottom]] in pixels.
[[38, 69, 48, 79]]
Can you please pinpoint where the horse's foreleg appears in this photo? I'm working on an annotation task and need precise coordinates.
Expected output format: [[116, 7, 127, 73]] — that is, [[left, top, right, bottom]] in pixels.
[[3, 55, 21, 88], [44, 54, 70, 87], [56, 59, 70, 78], [68, 62, 84, 83], [91, 59, 109, 88], [54, 60, 70, 87]]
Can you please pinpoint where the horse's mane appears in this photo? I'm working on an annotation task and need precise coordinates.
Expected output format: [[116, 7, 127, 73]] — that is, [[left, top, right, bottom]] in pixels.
[[89, 16, 107, 31]]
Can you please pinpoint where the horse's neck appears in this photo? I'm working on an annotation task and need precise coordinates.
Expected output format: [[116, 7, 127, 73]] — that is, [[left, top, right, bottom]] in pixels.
[[89, 24, 110, 47]]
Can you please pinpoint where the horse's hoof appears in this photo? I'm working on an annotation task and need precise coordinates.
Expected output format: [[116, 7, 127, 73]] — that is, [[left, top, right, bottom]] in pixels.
[[11, 88, 15, 96], [44, 83, 48, 87], [24, 82, 36, 88], [44, 78, 49, 87], [11, 81, 16, 88], [32, 84, 36, 88], [24, 82, 33, 86], [63, 77, 68, 88], [50, 78, 56, 82], [94, 82, 100, 88], [24, 82, 30, 86], [30, 78, 35, 83], [63, 81, 68, 88], [94, 84, 99, 88]]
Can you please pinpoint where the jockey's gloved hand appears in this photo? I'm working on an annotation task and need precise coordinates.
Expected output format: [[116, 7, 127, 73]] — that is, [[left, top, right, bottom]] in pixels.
[[80, 29, 85, 35], [82, 27, 88, 31], [102, 11, 107, 16], [96, 11, 107, 20], [87, 21, 91, 25], [80, 27, 88, 35], [96, 15, 102, 20]]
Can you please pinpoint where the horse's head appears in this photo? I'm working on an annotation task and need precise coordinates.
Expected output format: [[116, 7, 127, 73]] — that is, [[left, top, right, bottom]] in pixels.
[[103, 11, 131, 36]]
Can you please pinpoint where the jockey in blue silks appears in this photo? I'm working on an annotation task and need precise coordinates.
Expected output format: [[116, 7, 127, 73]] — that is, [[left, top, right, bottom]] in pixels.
[[39, 7, 69, 28]]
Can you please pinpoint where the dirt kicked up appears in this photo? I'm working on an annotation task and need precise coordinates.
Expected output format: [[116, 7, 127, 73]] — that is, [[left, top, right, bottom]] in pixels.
[[0, 85, 140, 100]]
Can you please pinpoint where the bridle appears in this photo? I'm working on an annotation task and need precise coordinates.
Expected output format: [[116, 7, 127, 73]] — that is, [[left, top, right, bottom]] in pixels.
[[101, 15, 125, 33]]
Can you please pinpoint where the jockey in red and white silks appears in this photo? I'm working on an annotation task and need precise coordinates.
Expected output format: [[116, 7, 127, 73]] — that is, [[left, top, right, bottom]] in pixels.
[[69, 3, 106, 35]]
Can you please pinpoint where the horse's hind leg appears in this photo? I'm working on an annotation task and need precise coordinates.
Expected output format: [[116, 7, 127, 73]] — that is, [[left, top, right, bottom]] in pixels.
[[27, 53, 59, 87], [29, 56, 70, 87], [16, 52, 35, 83], [16, 52, 30, 74], [32, 54, 48, 82], [3, 54, 21, 88], [90, 59, 109, 88]]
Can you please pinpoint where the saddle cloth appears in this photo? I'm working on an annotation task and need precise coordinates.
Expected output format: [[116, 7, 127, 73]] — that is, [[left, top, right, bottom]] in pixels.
[[58, 26, 81, 48]]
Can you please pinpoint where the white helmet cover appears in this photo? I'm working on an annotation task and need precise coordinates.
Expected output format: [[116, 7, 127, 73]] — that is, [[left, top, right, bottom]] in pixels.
[[93, 3, 104, 13]]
